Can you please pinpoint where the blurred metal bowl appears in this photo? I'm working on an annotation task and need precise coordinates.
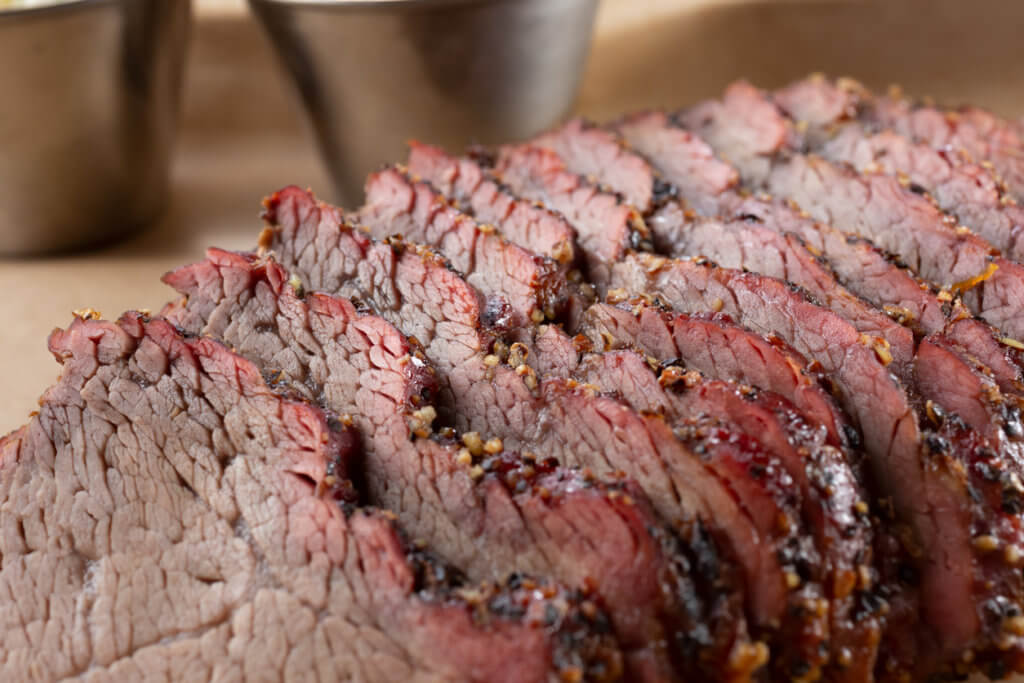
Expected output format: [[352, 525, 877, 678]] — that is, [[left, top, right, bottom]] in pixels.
[[249, 0, 599, 206], [0, 0, 190, 256]]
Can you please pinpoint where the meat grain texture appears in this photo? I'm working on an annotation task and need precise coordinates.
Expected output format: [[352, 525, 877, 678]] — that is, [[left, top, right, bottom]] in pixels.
[[5, 76, 1024, 683]]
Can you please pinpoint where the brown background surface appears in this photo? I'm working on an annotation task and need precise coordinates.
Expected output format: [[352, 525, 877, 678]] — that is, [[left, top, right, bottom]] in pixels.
[[3, 0, 1024, 439]]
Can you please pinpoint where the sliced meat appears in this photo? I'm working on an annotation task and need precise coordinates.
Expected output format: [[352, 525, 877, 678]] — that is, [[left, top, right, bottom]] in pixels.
[[608, 251, 1024, 669], [504, 376, 825, 680], [687, 82, 986, 286], [777, 77, 1024, 310], [604, 108, 1024, 675], [684, 81, 1024, 339], [524, 323, 586, 379], [477, 144, 651, 285], [521, 333, 831, 675], [532, 117, 660, 213], [520, 323, 857, 677], [357, 166, 570, 327], [264, 186, 587, 453], [163, 248, 715, 682], [915, 333, 1024, 468], [766, 153, 1024, 339], [534, 116, 914, 379], [612, 111, 953, 339], [530, 117, 715, 290], [870, 88, 1024, 205], [261, 187, 594, 462], [615, 107, 1024, 396], [819, 124, 1024, 264], [672, 419, 828, 680], [607, 253, 913, 515], [720, 195, 1024, 396], [959, 256, 1024, 342], [681, 80, 793, 188], [615, 110, 740, 216], [406, 141, 578, 266], [659, 214, 915, 377], [0, 312, 623, 683], [266, 188, 821, 679], [719, 194, 949, 332], [875, 416, 1024, 679], [572, 350, 880, 681], [261, 185, 497, 430], [261, 186, 764, 680], [559, 90, 1024, 403], [773, 73, 861, 131], [658, 216, 1024, 456], [945, 314, 1024, 396], [579, 299, 854, 450]]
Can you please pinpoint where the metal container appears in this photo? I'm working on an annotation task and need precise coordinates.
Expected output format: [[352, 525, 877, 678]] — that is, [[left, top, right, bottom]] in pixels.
[[249, 0, 599, 207], [0, 0, 191, 255]]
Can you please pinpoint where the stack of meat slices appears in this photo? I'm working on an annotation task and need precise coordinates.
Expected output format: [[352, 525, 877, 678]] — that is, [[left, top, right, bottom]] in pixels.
[[4, 77, 1024, 682]]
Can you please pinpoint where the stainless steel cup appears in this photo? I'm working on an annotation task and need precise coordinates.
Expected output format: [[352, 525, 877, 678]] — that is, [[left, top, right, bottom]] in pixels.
[[0, 0, 191, 255], [249, 0, 599, 206]]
